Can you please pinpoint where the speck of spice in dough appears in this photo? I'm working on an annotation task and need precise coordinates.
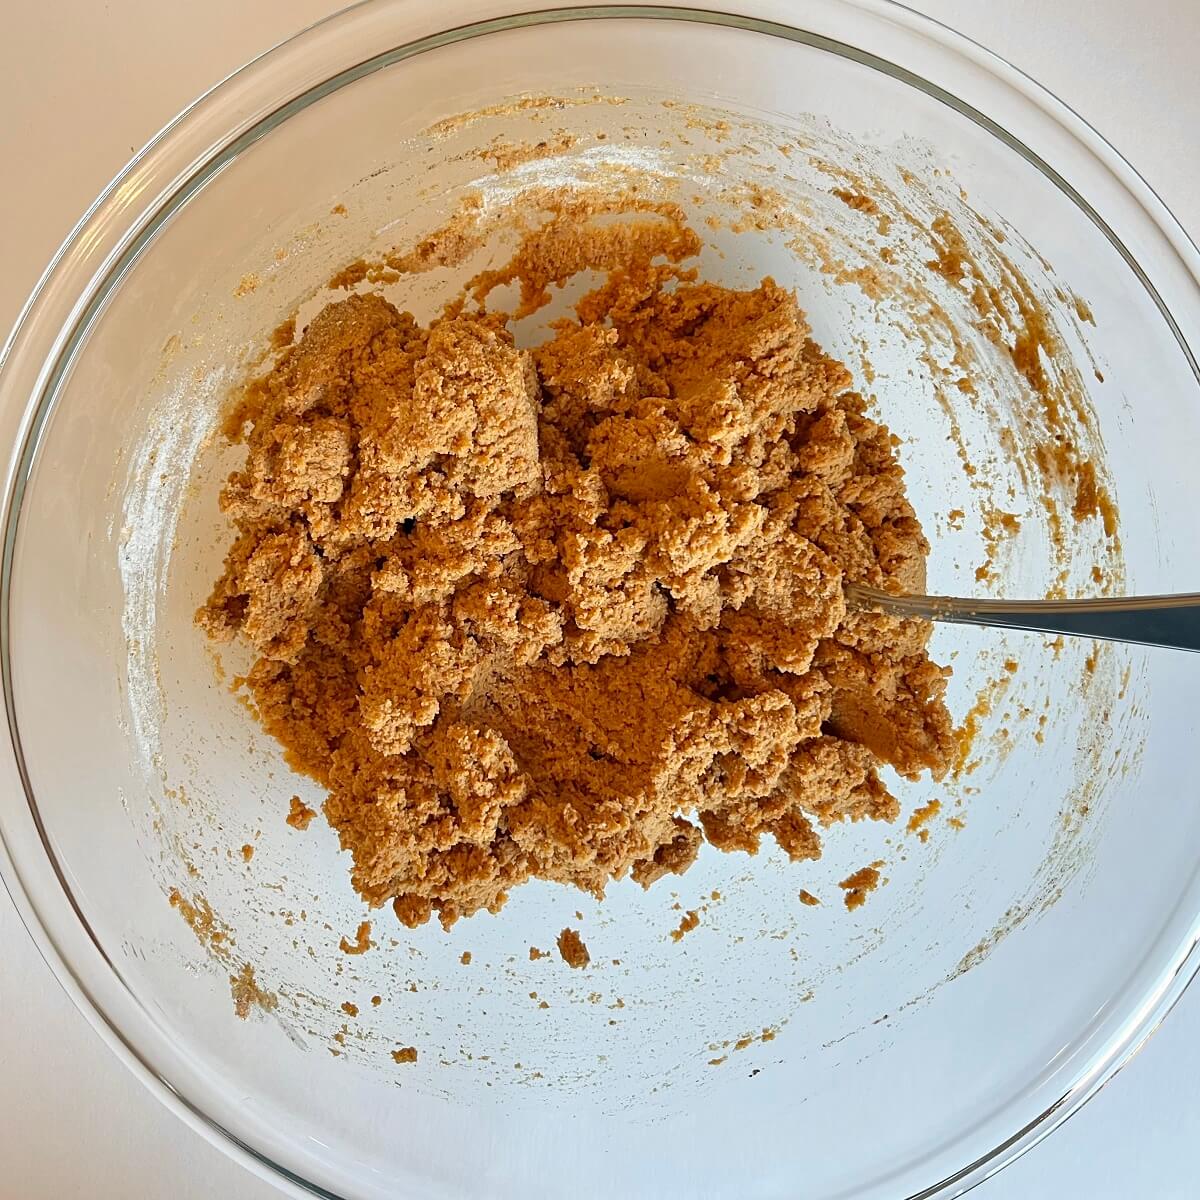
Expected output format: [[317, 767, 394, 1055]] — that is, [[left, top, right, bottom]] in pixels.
[[339, 920, 373, 955], [557, 927, 590, 968], [391, 1046, 418, 1064], [370, 994, 382, 1007], [198, 197, 953, 934], [240, 843, 254, 862], [341, 1001, 359, 1017], [286, 795, 317, 830], [839, 863, 884, 911], [460, 951, 472, 965]]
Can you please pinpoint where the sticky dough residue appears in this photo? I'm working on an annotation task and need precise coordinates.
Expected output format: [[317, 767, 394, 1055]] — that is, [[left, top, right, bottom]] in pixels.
[[123, 90, 1139, 1097], [713, 160, 1121, 599]]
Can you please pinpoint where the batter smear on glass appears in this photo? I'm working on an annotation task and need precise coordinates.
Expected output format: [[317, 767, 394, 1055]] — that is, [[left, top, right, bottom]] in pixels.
[[198, 202, 954, 930]]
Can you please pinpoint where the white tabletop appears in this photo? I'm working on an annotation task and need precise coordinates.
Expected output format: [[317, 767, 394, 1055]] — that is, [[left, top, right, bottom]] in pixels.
[[1, 2, 1197, 1196]]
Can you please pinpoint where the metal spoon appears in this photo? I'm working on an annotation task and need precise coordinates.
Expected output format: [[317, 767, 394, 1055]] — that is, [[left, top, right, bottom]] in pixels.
[[845, 582, 1200, 653]]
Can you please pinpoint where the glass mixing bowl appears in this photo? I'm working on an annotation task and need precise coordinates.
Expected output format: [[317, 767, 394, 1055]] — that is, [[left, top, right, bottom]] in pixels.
[[2, 2, 1198, 1198]]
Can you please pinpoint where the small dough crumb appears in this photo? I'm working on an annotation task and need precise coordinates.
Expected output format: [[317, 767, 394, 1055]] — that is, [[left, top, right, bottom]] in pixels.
[[557, 927, 590, 968], [391, 1046, 418, 1064], [529, 946, 547, 961], [341, 1001, 358, 1017], [460, 951, 472, 965], [906, 798, 941, 836], [839, 863, 883, 911], [671, 910, 700, 942], [339, 920, 373, 955], [798, 889, 821, 906], [286, 796, 316, 830], [240, 843, 254, 862], [831, 187, 879, 215]]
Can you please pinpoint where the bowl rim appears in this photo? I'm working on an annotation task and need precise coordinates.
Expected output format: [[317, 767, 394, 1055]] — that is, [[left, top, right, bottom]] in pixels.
[[1, 3, 1198, 1198]]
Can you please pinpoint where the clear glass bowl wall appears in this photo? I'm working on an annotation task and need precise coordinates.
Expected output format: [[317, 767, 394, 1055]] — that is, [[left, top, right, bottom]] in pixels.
[[1, 5, 1198, 1200]]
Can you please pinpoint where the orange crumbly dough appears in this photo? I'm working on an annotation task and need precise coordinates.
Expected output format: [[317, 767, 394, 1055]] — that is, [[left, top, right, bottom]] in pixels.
[[198, 202, 954, 932], [286, 795, 317, 830], [671, 910, 700, 942], [906, 797, 941, 842], [839, 863, 883, 911], [391, 1046, 418, 1064], [339, 920, 373, 955], [557, 927, 590, 968]]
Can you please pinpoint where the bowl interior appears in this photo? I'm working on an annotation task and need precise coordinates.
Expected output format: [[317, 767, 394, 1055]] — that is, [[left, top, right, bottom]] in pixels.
[[6, 10, 1200, 1200]]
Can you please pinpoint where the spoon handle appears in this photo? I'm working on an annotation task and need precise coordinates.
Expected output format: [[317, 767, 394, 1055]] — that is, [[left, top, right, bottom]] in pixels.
[[845, 583, 1200, 653]]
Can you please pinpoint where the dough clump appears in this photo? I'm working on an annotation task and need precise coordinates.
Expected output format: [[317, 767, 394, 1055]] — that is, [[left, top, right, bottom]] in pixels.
[[199, 210, 953, 929]]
